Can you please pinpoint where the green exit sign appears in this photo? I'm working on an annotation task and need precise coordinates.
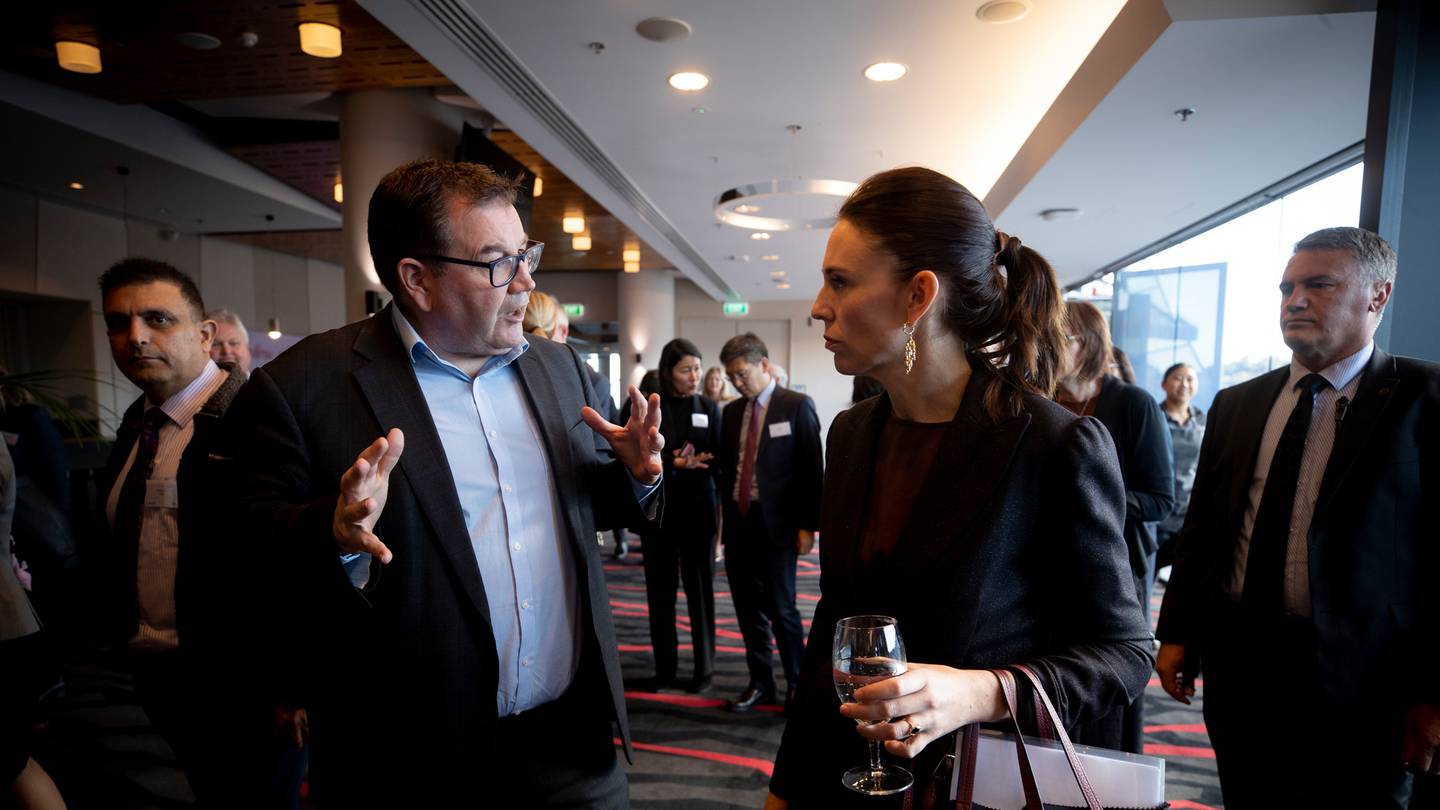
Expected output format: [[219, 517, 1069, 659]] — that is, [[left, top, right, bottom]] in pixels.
[[562, 303, 585, 318], [723, 301, 749, 317]]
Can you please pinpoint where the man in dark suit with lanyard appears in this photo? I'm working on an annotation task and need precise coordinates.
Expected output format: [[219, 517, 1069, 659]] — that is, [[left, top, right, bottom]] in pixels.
[[1156, 227, 1440, 808], [229, 159, 664, 807], [717, 333, 823, 712]]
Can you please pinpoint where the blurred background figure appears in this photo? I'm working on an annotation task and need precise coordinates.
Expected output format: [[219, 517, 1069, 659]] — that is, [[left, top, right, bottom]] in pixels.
[[1155, 363, 1204, 581], [620, 339, 722, 693], [2, 442, 66, 809], [1110, 346, 1137, 385], [1056, 300, 1174, 754], [206, 310, 253, 378], [703, 366, 738, 405]]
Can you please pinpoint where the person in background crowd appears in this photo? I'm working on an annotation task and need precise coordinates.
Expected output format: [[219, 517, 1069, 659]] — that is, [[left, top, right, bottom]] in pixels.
[[769, 167, 1151, 808], [1055, 300, 1173, 753], [0, 365, 70, 513], [207, 309, 253, 378], [229, 159, 664, 807], [527, 290, 628, 559], [620, 339, 722, 693], [2, 442, 65, 810], [769, 363, 790, 388], [95, 259, 270, 807], [703, 366, 738, 405], [1156, 227, 1440, 808], [718, 333, 822, 714], [1110, 346, 1137, 385], [1155, 363, 1204, 577]]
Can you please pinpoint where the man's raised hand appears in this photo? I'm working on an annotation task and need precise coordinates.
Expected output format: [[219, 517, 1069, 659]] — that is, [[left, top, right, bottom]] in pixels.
[[581, 385, 664, 485], [332, 428, 405, 563]]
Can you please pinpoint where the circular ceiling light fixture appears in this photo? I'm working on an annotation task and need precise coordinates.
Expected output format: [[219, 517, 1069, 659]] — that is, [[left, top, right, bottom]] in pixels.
[[636, 17, 693, 43], [55, 41, 102, 74], [668, 71, 709, 91], [976, 0, 1031, 24], [175, 32, 222, 50], [68, 181, 85, 190], [863, 62, 908, 82], [714, 125, 858, 233]]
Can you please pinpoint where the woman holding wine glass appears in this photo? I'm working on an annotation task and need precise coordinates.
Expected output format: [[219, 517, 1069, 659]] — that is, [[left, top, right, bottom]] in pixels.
[[766, 167, 1154, 808]]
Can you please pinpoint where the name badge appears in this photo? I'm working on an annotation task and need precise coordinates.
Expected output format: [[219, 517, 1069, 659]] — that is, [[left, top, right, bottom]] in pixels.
[[691, 413, 710, 429], [768, 421, 792, 439], [144, 479, 180, 509]]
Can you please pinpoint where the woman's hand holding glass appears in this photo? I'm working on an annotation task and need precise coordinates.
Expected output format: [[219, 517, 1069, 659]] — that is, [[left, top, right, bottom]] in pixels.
[[839, 663, 1007, 759]]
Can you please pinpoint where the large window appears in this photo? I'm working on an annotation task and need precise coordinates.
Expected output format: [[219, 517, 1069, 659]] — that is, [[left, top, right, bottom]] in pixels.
[[1107, 163, 1364, 411]]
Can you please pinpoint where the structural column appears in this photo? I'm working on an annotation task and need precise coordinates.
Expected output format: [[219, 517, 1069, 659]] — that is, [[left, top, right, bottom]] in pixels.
[[338, 89, 464, 322], [1360, 0, 1440, 361], [617, 271, 675, 391]]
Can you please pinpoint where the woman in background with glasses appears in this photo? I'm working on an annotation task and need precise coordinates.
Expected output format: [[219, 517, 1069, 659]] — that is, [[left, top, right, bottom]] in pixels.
[[767, 167, 1153, 808]]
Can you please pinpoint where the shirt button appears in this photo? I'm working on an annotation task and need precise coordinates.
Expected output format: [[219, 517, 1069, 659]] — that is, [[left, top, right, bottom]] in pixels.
[[512, 542, 522, 551], [503, 484, 513, 493], [488, 430, 497, 438], [521, 599, 531, 610], [521, 657, 531, 667]]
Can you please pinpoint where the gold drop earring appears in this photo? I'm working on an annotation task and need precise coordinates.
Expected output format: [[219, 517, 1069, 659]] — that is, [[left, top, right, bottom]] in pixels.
[[903, 322, 917, 375]]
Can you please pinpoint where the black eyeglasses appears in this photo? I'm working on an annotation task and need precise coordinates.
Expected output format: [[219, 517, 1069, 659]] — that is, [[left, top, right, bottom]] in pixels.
[[421, 240, 544, 288]]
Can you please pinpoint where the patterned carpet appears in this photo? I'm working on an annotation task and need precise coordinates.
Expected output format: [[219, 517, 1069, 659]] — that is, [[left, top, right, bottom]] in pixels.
[[30, 542, 1223, 809], [611, 538, 1226, 809]]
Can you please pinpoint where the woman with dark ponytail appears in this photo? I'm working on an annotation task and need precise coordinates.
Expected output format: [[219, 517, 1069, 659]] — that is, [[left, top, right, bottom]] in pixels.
[[767, 167, 1153, 808]]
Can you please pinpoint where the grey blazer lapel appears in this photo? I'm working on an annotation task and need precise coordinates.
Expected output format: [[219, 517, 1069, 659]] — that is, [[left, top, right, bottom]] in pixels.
[[511, 345, 586, 550], [351, 308, 492, 627]]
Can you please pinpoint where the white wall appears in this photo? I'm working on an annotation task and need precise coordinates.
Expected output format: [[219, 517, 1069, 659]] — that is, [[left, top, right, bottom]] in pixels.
[[0, 185, 346, 436], [673, 279, 851, 445]]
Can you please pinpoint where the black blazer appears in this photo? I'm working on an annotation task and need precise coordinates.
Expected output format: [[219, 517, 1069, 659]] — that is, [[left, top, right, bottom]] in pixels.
[[717, 385, 823, 546], [1157, 348, 1440, 711], [1091, 375, 1176, 581], [227, 306, 659, 803], [93, 368, 246, 654], [770, 367, 1154, 806], [621, 392, 722, 538]]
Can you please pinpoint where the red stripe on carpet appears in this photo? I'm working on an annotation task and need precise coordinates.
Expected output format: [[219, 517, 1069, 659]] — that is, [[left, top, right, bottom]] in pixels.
[[1144, 743, 1215, 759], [798, 593, 819, 601], [1168, 801, 1221, 810], [610, 599, 649, 611], [625, 691, 782, 713], [613, 737, 776, 776], [1144, 723, 1207, 734], [618, 643, 750, 654], [797, 560, 819, 569]]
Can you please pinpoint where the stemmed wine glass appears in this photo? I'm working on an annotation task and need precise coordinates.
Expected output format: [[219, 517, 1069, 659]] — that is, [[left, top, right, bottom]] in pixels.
[[833, 615, 912, 795]]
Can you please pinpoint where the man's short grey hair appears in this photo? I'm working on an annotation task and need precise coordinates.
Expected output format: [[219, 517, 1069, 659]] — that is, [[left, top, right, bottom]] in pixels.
[[1293, 227, 1397, 285], [206, 308, 249, 339]]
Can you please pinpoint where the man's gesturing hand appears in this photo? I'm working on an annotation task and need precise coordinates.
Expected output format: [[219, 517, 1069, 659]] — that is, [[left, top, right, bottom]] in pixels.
[[332, 428, 405, 563], [581, 385, 664, 485]]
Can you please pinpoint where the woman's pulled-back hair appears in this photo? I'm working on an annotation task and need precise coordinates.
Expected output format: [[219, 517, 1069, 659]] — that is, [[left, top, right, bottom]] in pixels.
[[836, 166, 1065, 419], [524, 290, 559, 338], [657, 338, 703, 398]]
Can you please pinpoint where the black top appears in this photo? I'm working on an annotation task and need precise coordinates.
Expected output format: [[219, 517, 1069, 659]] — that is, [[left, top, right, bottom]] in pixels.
[[620, 393, 722, 537], [769, 364, 1153, 807], [1090, 376, 1176, 578]]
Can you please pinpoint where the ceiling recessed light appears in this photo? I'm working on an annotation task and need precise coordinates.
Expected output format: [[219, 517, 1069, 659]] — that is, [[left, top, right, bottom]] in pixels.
[[1039, 207, 1083, 222], [298, 22, 343, 58], [776, 282, 792, 290], [668, 71, 710, 91], [761, 254, 779, 261], [976, 0, 1031, 24], [622, 248, 641, 262], [175, 31, 222, 50], [770, 270, 787, 278], [562, 215, 585, 234], [68, 181, 84, 190], [532, 176, 543, 197], [750, 232, 771, 241], [863, 62, 908, 82], [572, 234, 592, 252], [55, 41, 102, 74], [623, 261, 641, 273], [735, 204, 761, 214], [636, 17, 693, 43]]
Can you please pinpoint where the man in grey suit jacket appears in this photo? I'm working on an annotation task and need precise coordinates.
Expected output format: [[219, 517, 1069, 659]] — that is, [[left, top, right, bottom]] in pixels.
[[230, 159, 664, 808], [1156, 228, 1440, 808]]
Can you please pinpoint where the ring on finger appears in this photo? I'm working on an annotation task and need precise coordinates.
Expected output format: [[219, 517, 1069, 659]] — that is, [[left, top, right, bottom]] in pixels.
[[903, 717, 924, 739]]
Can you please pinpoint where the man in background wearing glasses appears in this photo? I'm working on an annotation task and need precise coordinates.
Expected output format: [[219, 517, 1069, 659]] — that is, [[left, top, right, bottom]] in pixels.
[[229, 159, 664, 808]]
